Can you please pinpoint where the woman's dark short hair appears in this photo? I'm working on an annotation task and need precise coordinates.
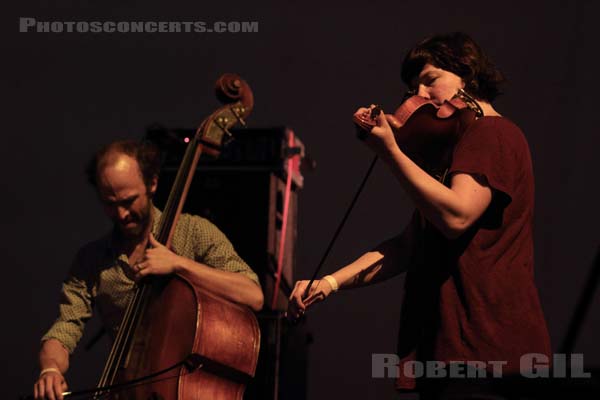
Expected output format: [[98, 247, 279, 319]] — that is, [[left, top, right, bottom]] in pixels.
[[401, 32, 505, 102], [86, 139, 161, 189]]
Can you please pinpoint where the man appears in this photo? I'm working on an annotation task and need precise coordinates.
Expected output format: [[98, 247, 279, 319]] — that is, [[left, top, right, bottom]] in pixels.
[[288, 32, 551, 398], [34, 140, 263, 400]]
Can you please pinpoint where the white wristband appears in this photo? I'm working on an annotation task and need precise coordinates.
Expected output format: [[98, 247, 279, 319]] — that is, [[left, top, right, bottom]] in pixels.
[[40, 367, 61, 378], [322, 275, 339, 292]]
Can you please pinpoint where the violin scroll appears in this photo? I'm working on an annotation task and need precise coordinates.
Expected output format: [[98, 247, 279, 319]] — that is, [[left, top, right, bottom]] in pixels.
[[353, 105, 382, 140], [353, 105, 403, 141]]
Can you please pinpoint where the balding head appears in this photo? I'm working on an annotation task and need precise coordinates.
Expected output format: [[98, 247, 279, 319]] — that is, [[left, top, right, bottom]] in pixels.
[[86, 139, 160, 191], [96, 153, 148, 197]]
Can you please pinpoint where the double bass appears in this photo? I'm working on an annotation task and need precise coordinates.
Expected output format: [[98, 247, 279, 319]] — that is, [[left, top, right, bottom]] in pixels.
[[92, 74, 260, 400]]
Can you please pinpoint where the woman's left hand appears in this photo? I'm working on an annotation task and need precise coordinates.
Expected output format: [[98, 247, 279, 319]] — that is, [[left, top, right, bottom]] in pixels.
[[353, 105, 400, 157]]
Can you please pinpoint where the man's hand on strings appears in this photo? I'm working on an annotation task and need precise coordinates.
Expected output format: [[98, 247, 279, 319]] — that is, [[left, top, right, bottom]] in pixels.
[[286, 279, 334, 322], [133, 233, 184, 280]]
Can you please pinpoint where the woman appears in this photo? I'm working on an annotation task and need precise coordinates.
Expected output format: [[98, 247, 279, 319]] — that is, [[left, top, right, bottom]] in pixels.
[[288, 32, 551, 398]]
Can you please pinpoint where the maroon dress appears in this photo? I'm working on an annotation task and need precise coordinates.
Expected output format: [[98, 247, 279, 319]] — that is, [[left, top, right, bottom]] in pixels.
[[395, 116, 552, 391]]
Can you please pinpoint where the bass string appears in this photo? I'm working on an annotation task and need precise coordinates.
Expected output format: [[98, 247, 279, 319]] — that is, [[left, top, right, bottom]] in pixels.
[[159, 131, 200, 242], [95, 283, 143, 392]]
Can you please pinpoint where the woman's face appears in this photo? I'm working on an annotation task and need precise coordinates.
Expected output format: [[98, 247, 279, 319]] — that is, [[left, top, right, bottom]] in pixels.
[[413, 63, 465, 105]]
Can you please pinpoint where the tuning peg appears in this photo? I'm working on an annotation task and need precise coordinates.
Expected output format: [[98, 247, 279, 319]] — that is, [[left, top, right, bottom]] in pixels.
[[230, 105, 247, 126]]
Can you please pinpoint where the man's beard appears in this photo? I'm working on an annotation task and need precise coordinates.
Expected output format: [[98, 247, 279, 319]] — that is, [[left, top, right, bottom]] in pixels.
[[116, 201, 153, 240]]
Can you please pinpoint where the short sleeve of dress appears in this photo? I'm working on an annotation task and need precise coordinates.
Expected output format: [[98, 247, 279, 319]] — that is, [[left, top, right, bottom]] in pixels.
[[449, 117, 525, 203]]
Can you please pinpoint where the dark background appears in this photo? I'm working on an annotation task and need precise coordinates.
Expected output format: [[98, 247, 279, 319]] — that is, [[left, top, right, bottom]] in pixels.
[[4, 1, 599, 398]]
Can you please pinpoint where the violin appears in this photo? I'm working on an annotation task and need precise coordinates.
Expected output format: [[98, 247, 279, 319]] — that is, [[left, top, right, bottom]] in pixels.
[[353, 89, 483, 181]]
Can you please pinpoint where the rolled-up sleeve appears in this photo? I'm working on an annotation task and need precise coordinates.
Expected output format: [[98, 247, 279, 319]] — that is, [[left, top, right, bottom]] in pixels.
[[190, 215, 261, 286], [41, 251, 93, 354]]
